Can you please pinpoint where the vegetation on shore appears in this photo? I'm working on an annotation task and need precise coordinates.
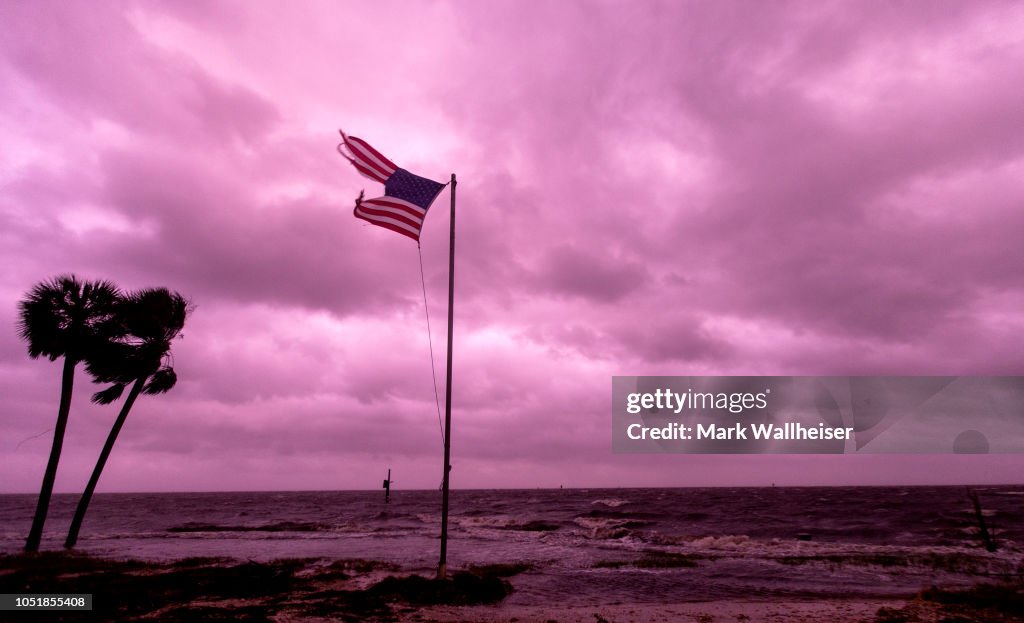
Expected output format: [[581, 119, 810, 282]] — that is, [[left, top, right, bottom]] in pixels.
[[874, 583, 1024, 623], [0, 551, 516, 622]]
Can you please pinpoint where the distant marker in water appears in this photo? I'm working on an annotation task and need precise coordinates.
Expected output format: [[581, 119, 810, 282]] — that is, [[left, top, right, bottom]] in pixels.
[[383, 469, 392, 503]]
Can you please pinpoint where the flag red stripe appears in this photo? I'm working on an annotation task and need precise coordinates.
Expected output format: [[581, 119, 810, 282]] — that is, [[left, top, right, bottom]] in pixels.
[[347, 135, 398, 171], [346, 143, 392, 181], [361, 196, 427, 218], [356, 203, 423, 229], [350, 159, 389, 184], [345, 136, 396, 180], [354, 210, 421, 241]]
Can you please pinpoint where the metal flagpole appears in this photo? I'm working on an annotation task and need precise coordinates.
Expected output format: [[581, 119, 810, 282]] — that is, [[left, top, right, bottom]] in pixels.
[[437, 173, 456, 579]]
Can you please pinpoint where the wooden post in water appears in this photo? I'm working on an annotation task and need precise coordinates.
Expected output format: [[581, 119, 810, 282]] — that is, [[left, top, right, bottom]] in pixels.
[[967, 488, 997, 552], [383, 468, 391, 503], [437, 173, 456, 579]]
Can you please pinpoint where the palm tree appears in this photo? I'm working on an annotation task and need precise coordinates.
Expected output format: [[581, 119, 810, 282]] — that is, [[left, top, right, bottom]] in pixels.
[[17, 275, 121, 552], [64, 288, 191, 549]]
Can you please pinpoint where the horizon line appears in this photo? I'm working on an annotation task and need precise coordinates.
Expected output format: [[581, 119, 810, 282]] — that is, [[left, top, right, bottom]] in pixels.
[[2, 482, 1023, 496]]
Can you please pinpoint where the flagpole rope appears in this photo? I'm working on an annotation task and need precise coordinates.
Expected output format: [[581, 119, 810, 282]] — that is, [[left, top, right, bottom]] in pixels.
[[418, 244, 446, 448]]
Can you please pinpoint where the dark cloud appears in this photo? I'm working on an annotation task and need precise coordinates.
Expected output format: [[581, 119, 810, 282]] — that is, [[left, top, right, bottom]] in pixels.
[[2, 0, 1023, 491]]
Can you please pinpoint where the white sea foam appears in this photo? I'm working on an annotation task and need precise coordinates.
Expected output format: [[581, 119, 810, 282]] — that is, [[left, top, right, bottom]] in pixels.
[[689, 534, 754, 549], [573, 517, 633, 539], [591, 498, 629, 507]]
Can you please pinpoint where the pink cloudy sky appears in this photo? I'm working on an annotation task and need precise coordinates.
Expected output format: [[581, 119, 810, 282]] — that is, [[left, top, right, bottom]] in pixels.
[[2, 1, 1023, 492]]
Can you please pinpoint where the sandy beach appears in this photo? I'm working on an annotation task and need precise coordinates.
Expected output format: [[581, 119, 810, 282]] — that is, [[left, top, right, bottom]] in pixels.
[[3, 552, 1022, 622], [400, 600, 918, 623], [389, 585, 1024, 623]]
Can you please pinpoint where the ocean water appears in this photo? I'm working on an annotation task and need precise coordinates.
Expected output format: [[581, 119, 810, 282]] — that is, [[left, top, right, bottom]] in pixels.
[[2, 486, 1023, 606]]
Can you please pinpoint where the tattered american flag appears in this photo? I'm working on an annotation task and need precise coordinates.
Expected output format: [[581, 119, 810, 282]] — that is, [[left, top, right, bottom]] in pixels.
[[338, 131, 445, 242]]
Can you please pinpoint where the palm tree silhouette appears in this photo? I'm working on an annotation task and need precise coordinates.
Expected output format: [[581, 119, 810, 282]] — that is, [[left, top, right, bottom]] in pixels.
[[17, 275, 121, 552], [64, 288, 191, 549]]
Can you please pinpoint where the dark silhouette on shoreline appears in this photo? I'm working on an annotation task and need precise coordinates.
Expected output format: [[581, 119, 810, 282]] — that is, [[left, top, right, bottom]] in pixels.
[[16, 276, 191, 552], [17, 276, 121, 552], [65, 288, 192, 549]]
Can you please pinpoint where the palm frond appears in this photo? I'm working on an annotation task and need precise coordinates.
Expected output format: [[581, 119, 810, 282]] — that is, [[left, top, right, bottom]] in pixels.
[[82, 287, 192, 386], [92, 383, 127, 405], [84, 341, 143, 383], [121, 288, 191, 342], [143, 367, 177, 395], [17, 275, 122, 362]]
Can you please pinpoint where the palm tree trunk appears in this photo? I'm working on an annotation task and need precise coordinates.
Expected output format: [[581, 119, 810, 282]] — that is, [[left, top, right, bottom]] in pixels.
[[64, 377, 145, 549], [25, 357, 76, 552]]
